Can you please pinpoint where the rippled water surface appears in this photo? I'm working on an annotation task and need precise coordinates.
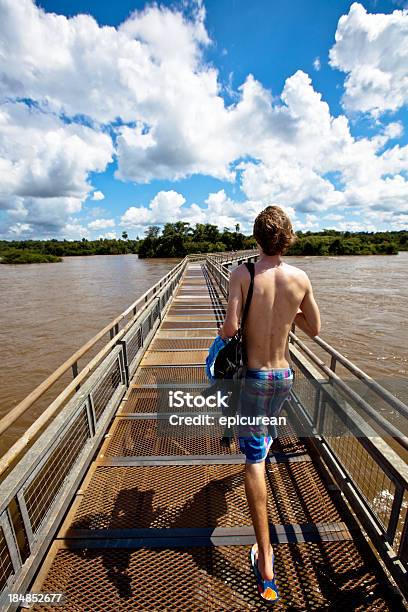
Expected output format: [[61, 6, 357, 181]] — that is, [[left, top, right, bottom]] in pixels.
[[286, 252, 407, 381], [0, 255, 177, 418]]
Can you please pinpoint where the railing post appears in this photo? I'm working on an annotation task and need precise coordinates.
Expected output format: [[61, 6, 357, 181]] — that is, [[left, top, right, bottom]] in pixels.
[[72, 361, 78, 378], [387, 485, 404, 545], [72, 361, 81, 392], [0, 510, 22, 575], [118, 341, 130, 389], [399, 506, 408, 565], [85, 395, 96, 437]]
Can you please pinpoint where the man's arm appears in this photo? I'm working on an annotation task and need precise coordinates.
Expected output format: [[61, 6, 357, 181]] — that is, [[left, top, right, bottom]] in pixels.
[[218, 267, 243, 339], [294, 275, 321, 337]]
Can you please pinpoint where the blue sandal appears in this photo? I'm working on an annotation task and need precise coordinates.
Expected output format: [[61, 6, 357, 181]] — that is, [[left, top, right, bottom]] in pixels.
[[250, 543, 280, 603]]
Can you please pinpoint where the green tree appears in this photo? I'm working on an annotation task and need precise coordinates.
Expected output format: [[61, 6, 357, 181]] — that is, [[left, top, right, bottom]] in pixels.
[[145, 226, 160, 238]]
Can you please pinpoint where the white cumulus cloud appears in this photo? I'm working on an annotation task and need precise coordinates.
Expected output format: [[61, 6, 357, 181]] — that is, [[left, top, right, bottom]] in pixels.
[[92, 190, 105, 201], [329, 2, 408, 116], [121, 190, 186, 229], [0, 0, 407, 237], [88, 218, 115, 230], [0, 101, 113, 236]]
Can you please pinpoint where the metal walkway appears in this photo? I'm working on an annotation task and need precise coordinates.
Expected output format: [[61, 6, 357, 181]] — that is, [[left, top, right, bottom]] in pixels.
[[0, 251, 408, 612], [1, 254, 407, 610]]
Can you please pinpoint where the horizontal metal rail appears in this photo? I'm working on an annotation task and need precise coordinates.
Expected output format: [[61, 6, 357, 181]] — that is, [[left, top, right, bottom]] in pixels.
[[206, 253, 408, 599], [289, 334, 408, 451], [209, 249, 259, 266], [311, 334, 408, 420]]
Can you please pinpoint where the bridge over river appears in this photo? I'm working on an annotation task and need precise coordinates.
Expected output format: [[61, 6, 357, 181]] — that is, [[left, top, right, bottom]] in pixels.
[[0, 251, 407, 610]]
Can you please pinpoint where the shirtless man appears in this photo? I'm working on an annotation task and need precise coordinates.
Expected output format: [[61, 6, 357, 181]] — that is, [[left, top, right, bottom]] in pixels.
[[219, 205, 321, 602]]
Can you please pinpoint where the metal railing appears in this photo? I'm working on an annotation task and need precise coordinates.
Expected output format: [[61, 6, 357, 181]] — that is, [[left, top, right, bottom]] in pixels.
[[0, 257, 190, 477], [206, 254, 408, 599], [0, 257, 188, 606], [209, 249, 259, 267], [205, 256, 230, 298]]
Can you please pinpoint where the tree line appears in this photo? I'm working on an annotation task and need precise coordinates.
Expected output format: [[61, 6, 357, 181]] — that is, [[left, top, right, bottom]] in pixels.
[[138, 224, 406, 257], [0, 224, 406, 263]]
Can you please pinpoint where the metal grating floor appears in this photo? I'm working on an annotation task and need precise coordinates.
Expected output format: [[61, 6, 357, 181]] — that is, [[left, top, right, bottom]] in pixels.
[[121, 387, 211, 414], [32, 544, 391, 611], [141, 350, 209, 365], [149, 338, 213, 350], [132, 365, 208, 385], [103, 419, 240, 457], [66, 462, 343, 531], [30, 262, 397, 610]]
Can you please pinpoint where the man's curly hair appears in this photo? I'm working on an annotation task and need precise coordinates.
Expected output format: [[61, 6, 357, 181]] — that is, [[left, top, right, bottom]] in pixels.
[[253, 205, 296, 255]]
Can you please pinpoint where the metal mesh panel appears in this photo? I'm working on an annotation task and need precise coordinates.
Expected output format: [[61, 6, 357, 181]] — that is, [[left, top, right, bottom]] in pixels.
[[327, 434, 396, 530], [157, 329, 217, 338], [272, 419, 309, 456], [265, 461, 341, 524], [179, 282, 207, 286], [292, 363, 321, 420], [123, 387, 206, 414], [0, 525, 13, 591], [70, 461, 342, 530], [126, 326, 142, 364], [168, 310, 220, 317], [174, 296, 213, 301], [32, 543, 391, 611], [141, 316, 151, 339], [122, 388, 162, 413], [105, 419, 239, 457], [170, 304, 222, 309], [133, 366, 207, 386], [8, 496, 30, 563], [149, 338, 212, 351], [24, 409, 90, 533], [141, 351, 207, 366], [177, 287, 209, 292], [91, 357, 122, 422], [152, 301, 160, 322], [161, 321, 218, 329], [166, 315, 217, 322]]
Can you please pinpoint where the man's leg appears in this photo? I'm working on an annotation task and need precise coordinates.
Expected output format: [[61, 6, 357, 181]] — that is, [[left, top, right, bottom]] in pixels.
[[245, 460, 274, 580]]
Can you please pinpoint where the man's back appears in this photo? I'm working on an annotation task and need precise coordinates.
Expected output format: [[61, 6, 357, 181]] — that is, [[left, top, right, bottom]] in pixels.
[[229, 259, 320, 370], [218, 205, 321, 599]]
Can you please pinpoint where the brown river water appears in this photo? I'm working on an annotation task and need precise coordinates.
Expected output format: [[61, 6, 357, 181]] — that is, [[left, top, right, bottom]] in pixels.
[[0, 252, 407, 452]]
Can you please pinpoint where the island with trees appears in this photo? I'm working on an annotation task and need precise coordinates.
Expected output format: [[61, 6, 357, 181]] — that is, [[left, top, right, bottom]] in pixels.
[[0, 224, 406, 263]]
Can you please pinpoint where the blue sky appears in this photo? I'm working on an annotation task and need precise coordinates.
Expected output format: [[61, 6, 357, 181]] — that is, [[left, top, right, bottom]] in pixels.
[[0, 0, 407, 239]]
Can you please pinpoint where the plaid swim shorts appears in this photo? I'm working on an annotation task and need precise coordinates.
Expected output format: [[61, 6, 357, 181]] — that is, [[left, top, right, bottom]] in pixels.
[[238, 367, 294, 463]]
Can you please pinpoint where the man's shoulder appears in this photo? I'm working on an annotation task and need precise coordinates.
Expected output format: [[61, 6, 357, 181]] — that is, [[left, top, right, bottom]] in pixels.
[[282, 262, 309, 284], [231, 263, 251, 279]]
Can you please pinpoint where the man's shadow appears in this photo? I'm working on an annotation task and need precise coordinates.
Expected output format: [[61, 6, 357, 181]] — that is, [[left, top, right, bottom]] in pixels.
[[70, 470, 251, 601]]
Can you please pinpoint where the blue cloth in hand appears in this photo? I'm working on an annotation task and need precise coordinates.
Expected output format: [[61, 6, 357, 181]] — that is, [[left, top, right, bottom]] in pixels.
[[205, 335, 228, 382]]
